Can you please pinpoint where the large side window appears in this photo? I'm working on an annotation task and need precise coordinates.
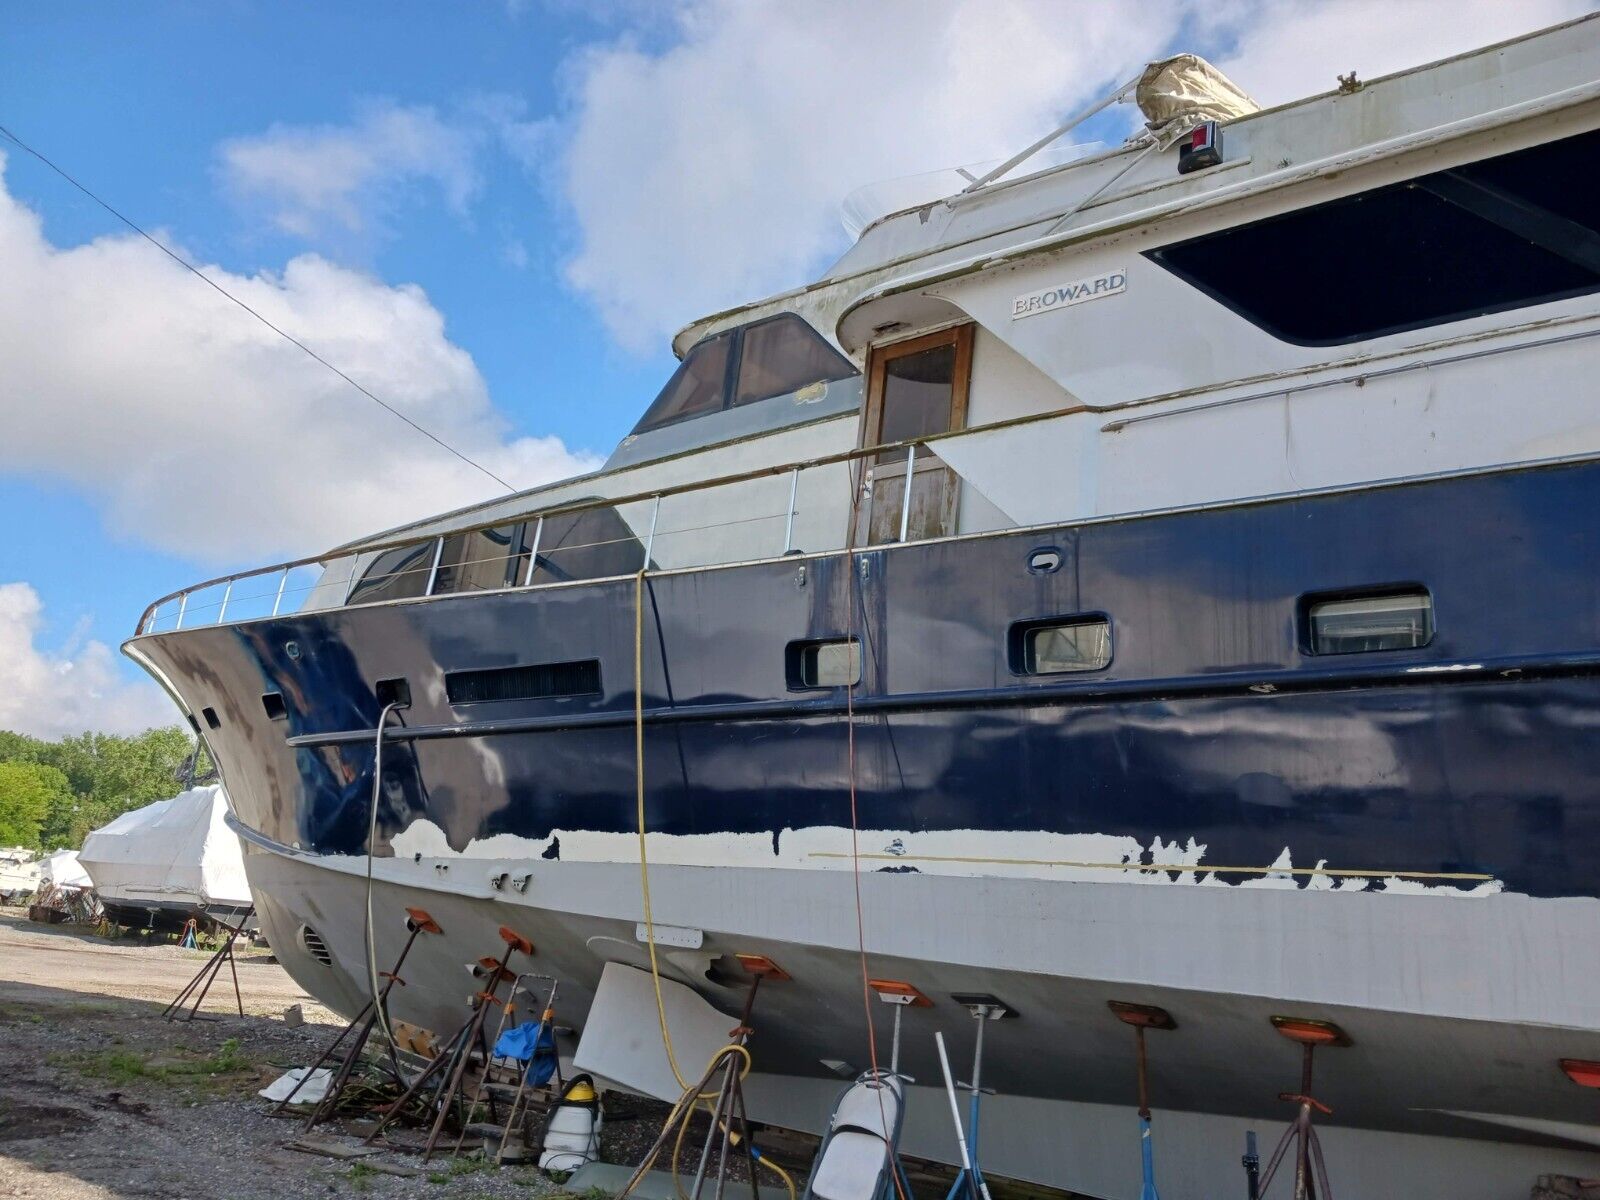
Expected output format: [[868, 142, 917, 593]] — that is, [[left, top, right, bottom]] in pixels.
[[631, 332, 734, 434], [1147, 128, 1600, 345], [732, 314, 856, 407], [346, 542, 434, 605], [432, 524, 528, 595], [531, 504, 649, 583]]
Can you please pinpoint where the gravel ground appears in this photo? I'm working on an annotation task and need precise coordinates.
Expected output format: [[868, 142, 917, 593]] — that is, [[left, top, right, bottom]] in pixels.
[[0, 909, 563, 1200]]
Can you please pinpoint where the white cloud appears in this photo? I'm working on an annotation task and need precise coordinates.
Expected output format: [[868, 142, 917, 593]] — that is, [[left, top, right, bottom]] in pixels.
[[1217, 0, 1593, 107], [553, 0, 1591, 354], [218, 100, 484, 241], [0, 149, 601, 564], [0, 584, 176, 738]]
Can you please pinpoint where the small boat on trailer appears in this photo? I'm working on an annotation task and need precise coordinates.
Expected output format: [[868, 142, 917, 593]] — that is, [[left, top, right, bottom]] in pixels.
[[127, 16, 1600, 1198], [78, 785, 253, 933]]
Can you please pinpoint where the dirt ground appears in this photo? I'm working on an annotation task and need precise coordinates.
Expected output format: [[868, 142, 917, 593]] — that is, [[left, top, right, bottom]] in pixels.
[[0, 909, 566, 1200]]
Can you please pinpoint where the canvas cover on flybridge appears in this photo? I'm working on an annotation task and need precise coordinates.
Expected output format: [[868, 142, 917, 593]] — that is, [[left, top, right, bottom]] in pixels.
[[78, 785, 250, 912]]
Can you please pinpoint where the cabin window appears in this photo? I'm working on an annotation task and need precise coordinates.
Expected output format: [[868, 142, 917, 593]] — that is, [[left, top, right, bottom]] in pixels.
[[446, 659, 602, 704], [732, 314, 856, 407], [346, 542, 434, 605], [788, 638, 861, 688], [633, 331, 734, 433], [530, 504, 650, 583], [432, 524, 528, 595], [1147, 128, 1600, 345], [1307, 590, 1434, 655], [1014, 617, 1112, 675]]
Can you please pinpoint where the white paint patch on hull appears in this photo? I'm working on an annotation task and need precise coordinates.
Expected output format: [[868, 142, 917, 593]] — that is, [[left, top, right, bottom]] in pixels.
[[387, 820, 1503, 896]]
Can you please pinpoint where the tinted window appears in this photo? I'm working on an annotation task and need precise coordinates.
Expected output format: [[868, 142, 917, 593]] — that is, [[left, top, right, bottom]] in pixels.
[[733, 315, 856, 407], [346, 542, 434, 605], [1019, 618, 1112, 675], [531, 504, 649, 583], [446, 659, 601, 704], [1307, 591, 1433, 655], [433, 524, 527, 594], [632, 332, 733, 434], [1148, 129, 1600, 345], [788, 639, 861, 688], [876, 343, 958, 462]]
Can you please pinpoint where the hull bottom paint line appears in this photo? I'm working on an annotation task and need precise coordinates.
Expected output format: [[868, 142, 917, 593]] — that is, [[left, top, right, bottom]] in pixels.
[[242, 841, 1600, 1200]]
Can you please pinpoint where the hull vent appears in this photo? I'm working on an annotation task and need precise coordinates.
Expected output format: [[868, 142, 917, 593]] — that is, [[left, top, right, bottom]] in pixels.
[[300, 924, 332, 967], [446, 659, 601, 704]]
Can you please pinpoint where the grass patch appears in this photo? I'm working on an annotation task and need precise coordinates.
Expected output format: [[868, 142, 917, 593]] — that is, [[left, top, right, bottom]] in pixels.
[[426, 1153, 495, 1184], [55, 1037, 255, 1089], [347, 1162, 378, 1192]]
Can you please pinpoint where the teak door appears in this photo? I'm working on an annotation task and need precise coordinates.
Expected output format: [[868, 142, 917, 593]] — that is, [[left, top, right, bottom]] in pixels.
[[855, 324, 973, 546]]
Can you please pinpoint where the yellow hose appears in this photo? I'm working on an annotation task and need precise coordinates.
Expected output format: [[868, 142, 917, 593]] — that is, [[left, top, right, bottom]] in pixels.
[[632, 570, 794, 1200]]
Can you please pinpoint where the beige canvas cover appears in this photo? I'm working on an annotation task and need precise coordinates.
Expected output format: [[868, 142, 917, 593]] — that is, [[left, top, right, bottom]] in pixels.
[[1136, 54, 1258, 146]]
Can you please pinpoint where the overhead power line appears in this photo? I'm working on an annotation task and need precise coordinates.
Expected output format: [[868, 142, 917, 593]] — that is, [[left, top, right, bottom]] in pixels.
[[0, 120, 517, 494]]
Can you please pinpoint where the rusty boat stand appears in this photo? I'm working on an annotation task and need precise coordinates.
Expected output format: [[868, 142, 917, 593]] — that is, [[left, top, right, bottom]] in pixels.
[[360, 923, 534, 1156], [272, 906, 442, 1121], [1257, 1017, 1350, 1200], [161, 905, 255, 1022]]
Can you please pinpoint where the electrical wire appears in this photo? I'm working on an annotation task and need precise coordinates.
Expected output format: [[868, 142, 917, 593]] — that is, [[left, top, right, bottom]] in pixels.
[[0, 120, 517, 495], [365, 702, 403, 1060]]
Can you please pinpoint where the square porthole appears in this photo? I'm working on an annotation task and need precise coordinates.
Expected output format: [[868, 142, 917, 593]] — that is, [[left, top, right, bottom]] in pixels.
[[1305, 589, 1433, 655], [787, 638, 861, 689], [261, 692, 287, 721], [1010, 616, 1112, 676]]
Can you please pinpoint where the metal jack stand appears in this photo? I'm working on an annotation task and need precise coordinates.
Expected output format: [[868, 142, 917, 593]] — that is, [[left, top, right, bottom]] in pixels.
[[363, 924, 534, 1155], [618, 953, 788, 1200], [1108, 1001, 1176, 1200], [1258, 1017, 1349, 1200], [274, 906, 442, 1122], [162, 905, 254, 1022], [937, 993, 1017, 1200]]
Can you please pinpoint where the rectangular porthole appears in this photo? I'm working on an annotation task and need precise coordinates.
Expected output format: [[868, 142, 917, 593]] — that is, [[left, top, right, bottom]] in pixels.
[[201, 706, 222, 730], [788, 639, 861, 689], [1012, 616, 1112, 675], [261, 692, 287, 721], [1307, 590, 1434, 655], [445, 659, 602, 705]]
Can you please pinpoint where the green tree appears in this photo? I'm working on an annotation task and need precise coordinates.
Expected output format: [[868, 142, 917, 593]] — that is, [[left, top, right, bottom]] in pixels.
[[0, 726, 207, 849], [0, 761, 72, 848]]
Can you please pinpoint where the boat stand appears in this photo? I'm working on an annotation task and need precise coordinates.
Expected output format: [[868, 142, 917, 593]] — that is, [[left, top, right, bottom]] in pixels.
[[617, 954, 787, 1200], [162, 905, 254, 1022], [274, 906, 441, 1122], [1107, 1001, 1176, 1200], [1257, 1018, 1349, 1200], [363, 924, 533, 1154], [937, 993, 1016, 1200]]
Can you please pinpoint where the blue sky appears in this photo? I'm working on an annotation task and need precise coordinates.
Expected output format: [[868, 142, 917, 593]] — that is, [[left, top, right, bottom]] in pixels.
[[0, 0, 1587, 736]]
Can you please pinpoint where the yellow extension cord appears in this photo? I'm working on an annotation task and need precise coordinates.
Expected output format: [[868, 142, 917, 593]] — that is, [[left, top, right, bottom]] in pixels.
[[633, 570, 797, 1200]]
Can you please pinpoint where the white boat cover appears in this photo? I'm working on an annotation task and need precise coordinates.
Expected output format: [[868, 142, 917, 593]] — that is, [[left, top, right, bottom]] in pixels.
[[78, 785, 250, 910], [1136, 53, 1258, 145], [38, 848, 92, 889]]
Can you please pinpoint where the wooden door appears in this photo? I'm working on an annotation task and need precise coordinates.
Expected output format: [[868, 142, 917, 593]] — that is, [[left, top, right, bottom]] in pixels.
[[855, 324, 973, 546]]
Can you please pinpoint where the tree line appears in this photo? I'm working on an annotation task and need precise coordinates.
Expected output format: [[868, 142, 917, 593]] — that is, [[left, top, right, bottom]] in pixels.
[[0, 727, 213, 851]]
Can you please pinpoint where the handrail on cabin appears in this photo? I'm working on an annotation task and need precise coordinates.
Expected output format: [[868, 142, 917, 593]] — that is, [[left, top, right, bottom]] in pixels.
[[133, 311, 1600, 636]]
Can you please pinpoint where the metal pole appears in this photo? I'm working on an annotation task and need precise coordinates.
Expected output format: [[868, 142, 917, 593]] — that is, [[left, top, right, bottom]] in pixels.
[[271, 567, 289, 616], [643, 495, 660, 567], [424, 536, 445, 595], [217, 580, 233, 624], [781, 466, 799, 554], [176, 592, 188, 630], [523, 516, 544, 585], [961, 75, 1138, 193], [898, 444, 916, 544]]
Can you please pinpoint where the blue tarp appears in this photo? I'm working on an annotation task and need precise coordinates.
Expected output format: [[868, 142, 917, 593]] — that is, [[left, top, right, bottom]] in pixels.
[[494, 1021, 558, 1086]]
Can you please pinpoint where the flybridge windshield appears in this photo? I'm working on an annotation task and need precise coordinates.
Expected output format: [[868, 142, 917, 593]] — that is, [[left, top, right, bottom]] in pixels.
[[632, 313, 857, 436]]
